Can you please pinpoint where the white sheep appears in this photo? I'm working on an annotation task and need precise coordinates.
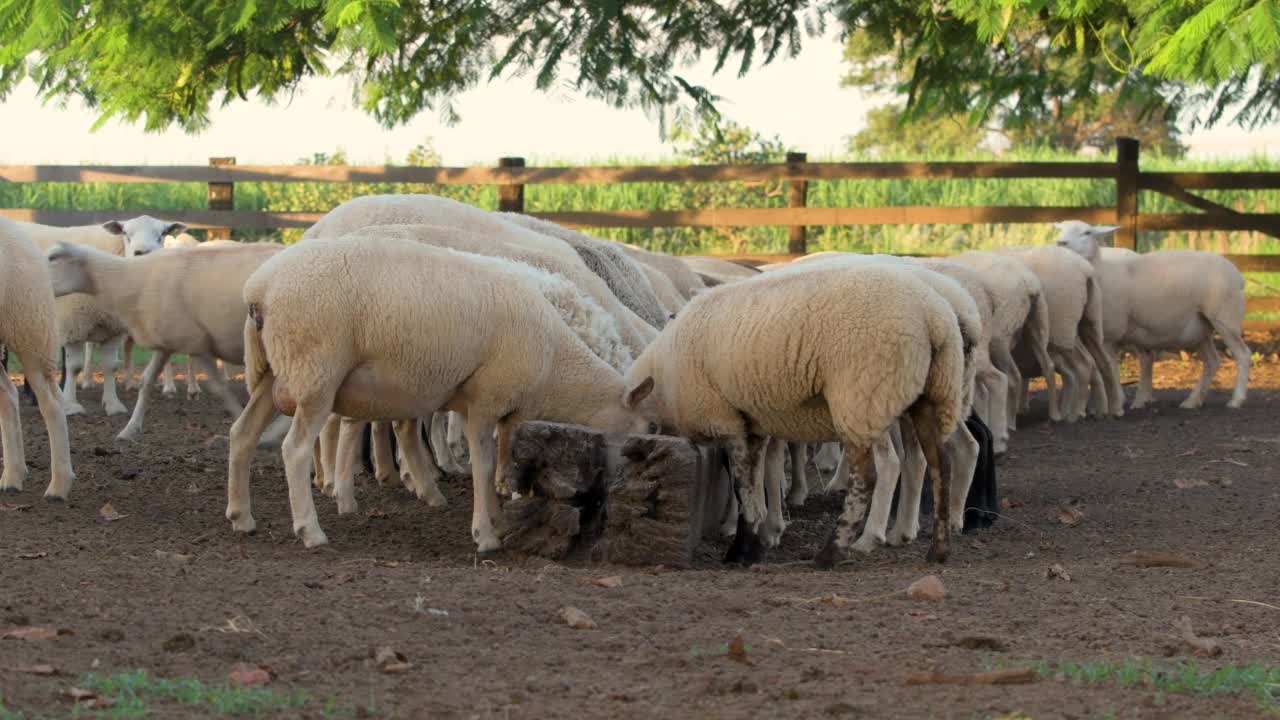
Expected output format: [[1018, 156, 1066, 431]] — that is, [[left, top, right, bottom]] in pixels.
[[618, 242, 708, 301], [947, 250, 1059, 426], [300, 194, 657, 354], [15, 218, 172, 417], [779, 253, 984, 552], [498, 213, 668, 329], [44, 240, 284, 441], [1056, 221, 1250, 409], [621, 262, 965, 569], [0, 218, 76, 499], [996, 245, 1124, 420], [225, 234, 657, 552], [317, 223, 640, 513]]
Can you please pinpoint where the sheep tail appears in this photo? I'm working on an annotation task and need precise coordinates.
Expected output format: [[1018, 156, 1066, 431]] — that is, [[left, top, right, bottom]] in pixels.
[[241, 312, 271, 392], [923, 306, 966, 440]]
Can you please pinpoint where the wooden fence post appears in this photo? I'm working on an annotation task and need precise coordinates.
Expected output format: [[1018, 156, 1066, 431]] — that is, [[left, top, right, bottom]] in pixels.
[[208, 157, 235, 240], [786, 151, 808, 255], [1114, 138, 1139, 251], [498, 157, 526, 213]]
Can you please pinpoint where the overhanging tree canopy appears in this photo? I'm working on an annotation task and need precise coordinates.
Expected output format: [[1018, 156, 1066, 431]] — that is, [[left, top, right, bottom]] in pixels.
[[0, 0, 1275, 134]]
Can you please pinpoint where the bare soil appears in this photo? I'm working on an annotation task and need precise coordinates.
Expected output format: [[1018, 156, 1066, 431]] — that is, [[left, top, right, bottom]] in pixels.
[[2, 360, 1279, 719]]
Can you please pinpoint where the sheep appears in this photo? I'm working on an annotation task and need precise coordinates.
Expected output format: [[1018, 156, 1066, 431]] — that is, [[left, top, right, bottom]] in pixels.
[[151, 232, 203, 398], [996, 245, 1124, 420], [299, 194, 657, 354], [224, 234, 657, 552], [779, 253, 986, 552], [946, 250, 1059, 427], [0, 218, 76, 499], [317, 223, 640, 513], [621, 262, 965, 569], [498, 213, 668, 329], [1055, 221, 1249, 409], [44, 240, 284, 441], [681, 256, 764, 286], [618, 243, 707, 300]]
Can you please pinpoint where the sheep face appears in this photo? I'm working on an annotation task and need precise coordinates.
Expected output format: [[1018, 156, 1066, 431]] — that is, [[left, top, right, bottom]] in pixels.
[[104, 215, 187, 257], [1055, 220, 1118, 260], [45, 242, 94, 296]]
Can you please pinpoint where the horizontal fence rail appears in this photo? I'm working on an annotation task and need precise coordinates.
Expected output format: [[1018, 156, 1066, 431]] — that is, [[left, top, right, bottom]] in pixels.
[[3, 137, 1280, 327]]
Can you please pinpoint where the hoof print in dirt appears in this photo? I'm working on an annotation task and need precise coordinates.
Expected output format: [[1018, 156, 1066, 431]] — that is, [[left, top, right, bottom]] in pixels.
[[501, 422, 704, 567]]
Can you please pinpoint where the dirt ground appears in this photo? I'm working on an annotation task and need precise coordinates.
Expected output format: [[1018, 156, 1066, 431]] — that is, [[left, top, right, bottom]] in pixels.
[[2, 356, 1279, 719]]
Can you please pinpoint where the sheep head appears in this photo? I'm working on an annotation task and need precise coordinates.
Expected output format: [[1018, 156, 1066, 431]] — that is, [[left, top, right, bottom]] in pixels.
[[103, 215, 187, 257], [1055, 220, 1119, 260], [45, 241, 95, 297]]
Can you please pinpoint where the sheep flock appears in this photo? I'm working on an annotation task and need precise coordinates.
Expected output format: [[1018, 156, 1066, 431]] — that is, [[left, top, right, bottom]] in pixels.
[[0, 200, 1254, 571]]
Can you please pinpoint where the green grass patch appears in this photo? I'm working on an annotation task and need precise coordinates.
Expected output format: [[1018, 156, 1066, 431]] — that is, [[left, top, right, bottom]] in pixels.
[[68, 670, 359, 719], [1033, 659, 1280, 710]]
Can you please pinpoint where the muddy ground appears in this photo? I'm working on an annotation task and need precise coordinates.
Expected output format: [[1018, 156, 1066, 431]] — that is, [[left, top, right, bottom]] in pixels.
[[2, 357, 1279, 719]]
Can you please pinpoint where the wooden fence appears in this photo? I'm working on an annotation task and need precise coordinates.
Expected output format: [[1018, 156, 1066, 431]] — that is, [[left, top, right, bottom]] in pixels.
[[3, 137, 1280, 323]]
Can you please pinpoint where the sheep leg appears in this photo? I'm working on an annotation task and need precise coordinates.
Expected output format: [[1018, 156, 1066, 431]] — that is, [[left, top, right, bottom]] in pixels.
[[1131, 350, 1155, 408], [1081, 333, 1124, 419], [257, 414, 292, 449], [1051, 349, 1080, 422], [225, 374, 278, 534], [887, 415, 926, 546], [122, 337, 139, 391], [760, 436, 787, 548], [910, 402, 953, 564], [0, 370, 27, 493], [97, 335, 128, 416], [428, 412, 464, 475], [814, 445, 875, 570], [60, 342, 87, 416], [1180, 338, 1219, 409], [494, 418, 517, 497], [718, 466, 739, 538], [333, 417, 367, 515], [723, 434, 768, 566], [826, 450, 851, 494], [978, 365, 1009, 455], [851, 430, 901, 554], [281, 399, 334, 548], [946, 421, 980, 533], [77, 342, 95, 390], [990, 340, 1022, 431], [370, 421, 397, 487], [22, 361, 75, 499], [392, 418, 447, 506], [160, 359, 178, 396], [784, 441, 810, 507], [315, 413, 341, 495], [464, 416, 504, 553], [117, 351, 170, 441], [1209, 314, 1251, 409], [447, 411, 470, 465], [1025, 297, 1060, 421], [192, 355, 243, 418], [186, 355, 202, 399]]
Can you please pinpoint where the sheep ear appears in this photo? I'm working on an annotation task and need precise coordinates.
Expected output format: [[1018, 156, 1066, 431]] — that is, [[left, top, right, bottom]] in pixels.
[[102, 221, 125, 235], [163, 222, 188, 237], [623, 376, 654, 409], [46, 242, 70, 261], [1089, 224, 1119, 236]]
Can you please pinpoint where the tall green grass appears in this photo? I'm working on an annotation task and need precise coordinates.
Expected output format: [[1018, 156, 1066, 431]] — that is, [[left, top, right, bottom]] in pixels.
[[3, 148, 1275, 255]]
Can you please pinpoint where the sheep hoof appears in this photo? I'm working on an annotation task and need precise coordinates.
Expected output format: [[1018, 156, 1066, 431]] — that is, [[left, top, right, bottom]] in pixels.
[[925, 542, 949, 564], [472, 529, 501, 553], [723, 516, 765, 566], [813, 540, 841, 570], [1179, 398, 1202, 410], [228, 513, 257, 534], [336, 498, 358, 515], [116, 426, 140, 442], [1227, 399, 1245, 409], [785, 489, 808, 508], [296, 525, 328, 548], [42, 490, 67, 502], [104, 401, 128, 416], [850, 535, 880, 555], [419, 489, 448, 508], [1, 483, 21, 495], [63, 402, 86, 417]]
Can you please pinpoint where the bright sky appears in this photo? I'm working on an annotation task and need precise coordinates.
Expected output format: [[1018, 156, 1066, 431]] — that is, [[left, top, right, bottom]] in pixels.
[[1, 30, 1278, 166]]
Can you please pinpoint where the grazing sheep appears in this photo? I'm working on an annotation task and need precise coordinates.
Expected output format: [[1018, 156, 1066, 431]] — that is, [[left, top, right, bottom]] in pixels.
[[0, 218, 75, 499], [947, 250, 1059, 426], [618, 243, 707, 301], [300, 194, 656, 354], [44, 240, 284, 440], [621, 263, 965, 569], [997, 245, 1124, 420], [226, 235, 657, 552], [1056, 221, 1249, 409], [498, 213, 668, 328]]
